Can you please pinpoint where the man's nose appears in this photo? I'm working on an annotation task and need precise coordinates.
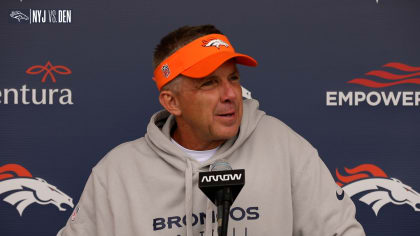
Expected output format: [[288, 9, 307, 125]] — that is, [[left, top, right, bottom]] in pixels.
[[219, 80, 237, 102]]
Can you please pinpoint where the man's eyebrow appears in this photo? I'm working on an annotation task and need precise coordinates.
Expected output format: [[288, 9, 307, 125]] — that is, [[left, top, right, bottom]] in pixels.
[[230, 69, 239, 76], [203, 75, 217, 80], [201, 68, 239, 81]]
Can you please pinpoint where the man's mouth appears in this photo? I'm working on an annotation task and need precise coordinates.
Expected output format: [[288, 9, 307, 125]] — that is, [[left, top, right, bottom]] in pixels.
[[217, 112, 235, 117], [215, 111, 237, 126]]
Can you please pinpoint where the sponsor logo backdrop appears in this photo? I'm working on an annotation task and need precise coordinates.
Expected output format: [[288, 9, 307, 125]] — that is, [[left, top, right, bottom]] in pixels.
[[1, 0, 419, 235]]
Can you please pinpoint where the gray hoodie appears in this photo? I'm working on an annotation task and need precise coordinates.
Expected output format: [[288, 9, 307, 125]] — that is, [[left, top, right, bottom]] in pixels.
[[57, 99, 365, 236]]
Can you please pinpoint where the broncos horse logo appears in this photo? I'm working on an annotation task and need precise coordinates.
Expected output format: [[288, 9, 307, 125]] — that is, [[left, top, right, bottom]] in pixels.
[[10, 11, 29, 22], [336, 164, 420, 216], [202, 38, 229, 49], [0, 164, 74, 216]]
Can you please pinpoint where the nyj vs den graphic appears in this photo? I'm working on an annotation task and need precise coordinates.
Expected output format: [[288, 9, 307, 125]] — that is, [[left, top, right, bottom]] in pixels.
[[9, 9, 72, 24]]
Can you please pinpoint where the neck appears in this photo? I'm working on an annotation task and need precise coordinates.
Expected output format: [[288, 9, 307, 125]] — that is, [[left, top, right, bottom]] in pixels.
[[171, 121, 224, 151]]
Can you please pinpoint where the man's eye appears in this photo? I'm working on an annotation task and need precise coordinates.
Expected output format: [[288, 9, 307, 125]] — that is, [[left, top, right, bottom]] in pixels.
[[230, 75, 240, 81], [201, 80, 216, 87]]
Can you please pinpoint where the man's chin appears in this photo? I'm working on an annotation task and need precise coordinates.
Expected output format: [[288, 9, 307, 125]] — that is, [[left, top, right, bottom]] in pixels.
[[211, 126, 240, 141]]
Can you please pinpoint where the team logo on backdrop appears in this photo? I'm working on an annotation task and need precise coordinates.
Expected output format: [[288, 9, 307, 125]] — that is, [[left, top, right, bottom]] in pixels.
[[9, 9, 72, 24], [26, 61, 72, 83], [335, 164, 420, 216], [241, 86, 252, 99], [71, 206, 80, 221], [0, 164, 74, 216], [202, 38, 229, 49], [0, 61, 74, 105], [347, 62, 420, 88], [326, 62, 420, 106]]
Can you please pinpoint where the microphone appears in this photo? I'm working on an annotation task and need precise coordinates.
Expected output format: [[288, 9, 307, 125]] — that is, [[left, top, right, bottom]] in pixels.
[[199, 160, 245, 236]]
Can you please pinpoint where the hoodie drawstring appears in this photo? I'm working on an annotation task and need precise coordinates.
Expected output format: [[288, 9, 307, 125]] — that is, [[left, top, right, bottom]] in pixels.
[[186, 160, 215, 236], [185, 159, 193, 236], [205, 199, 213, 236]]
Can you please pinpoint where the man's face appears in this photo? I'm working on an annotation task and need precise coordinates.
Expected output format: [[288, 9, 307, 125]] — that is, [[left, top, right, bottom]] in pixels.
[[175, 60, 243, 149]]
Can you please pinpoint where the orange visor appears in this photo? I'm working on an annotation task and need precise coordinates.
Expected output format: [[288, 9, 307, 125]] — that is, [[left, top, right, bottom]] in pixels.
[[153, 34, 258, 90]]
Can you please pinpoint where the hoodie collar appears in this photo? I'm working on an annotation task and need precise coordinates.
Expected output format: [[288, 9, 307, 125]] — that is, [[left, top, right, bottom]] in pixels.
[[145, 99, 265, 172]]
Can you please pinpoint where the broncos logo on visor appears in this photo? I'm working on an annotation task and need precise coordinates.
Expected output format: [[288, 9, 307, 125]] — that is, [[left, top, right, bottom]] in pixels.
[[0, 164, 74, 216], [336, 164, 420, 216], [202, 38, 229, 49]]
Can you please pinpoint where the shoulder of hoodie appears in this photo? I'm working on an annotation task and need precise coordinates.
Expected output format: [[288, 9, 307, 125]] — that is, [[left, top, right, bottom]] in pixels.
[[90, 137, 153, 178], [256, 114, 319, 160], [255, 115, 323, 178]]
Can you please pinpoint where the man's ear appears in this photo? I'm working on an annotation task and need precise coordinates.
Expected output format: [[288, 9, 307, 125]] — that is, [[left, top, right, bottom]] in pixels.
[[159, 90, 182, 116]]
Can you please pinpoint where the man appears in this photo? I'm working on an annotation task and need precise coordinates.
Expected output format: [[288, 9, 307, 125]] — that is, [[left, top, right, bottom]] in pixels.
[[57, 25, 365, 236]]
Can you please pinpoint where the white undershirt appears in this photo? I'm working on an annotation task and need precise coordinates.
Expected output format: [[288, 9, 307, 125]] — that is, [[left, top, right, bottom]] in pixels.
[[171, 138, 219, 163]]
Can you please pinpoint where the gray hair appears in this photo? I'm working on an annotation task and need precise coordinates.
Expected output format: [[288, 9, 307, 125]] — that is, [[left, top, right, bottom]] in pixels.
[[160, 75, 183, 94]]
